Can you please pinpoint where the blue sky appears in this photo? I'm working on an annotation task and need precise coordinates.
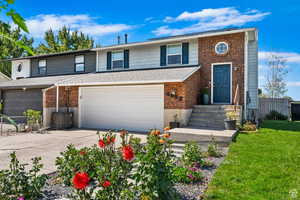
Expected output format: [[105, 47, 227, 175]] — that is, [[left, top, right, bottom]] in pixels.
[[3, 0, 300, 100]]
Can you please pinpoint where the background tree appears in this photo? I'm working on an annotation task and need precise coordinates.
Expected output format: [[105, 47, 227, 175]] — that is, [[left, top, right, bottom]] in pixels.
[[0, 22, 34, 76], [36, 26, 94, 54], [0, 0, 34, 54], [0, 0, 35, 76], [264, 54, 288, 98]]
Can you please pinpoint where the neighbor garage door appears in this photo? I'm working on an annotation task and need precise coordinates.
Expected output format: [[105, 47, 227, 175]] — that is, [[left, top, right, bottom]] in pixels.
[[2, 89, 43, 122], [79, 85, 164, 132]]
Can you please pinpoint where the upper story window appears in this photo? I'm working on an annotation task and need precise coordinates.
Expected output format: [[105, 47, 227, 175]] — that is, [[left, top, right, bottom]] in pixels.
[[167, 44, 182, 65], [75, 55, 85, 72], [112, 51, 124, 69], [38, 60, 46, 75], [215, 42, 229, 55]]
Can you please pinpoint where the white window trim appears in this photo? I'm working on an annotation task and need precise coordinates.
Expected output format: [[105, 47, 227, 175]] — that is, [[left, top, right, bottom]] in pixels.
[[111, 50, 124, 69], [167, 43, 182, 65], [215, 42, 229, 55], [211, 62, 232, 104], [75, 55, 85, 72]]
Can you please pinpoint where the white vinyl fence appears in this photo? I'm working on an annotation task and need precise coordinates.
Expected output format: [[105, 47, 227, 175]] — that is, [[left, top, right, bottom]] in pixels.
[[258, 98, 291, 119]]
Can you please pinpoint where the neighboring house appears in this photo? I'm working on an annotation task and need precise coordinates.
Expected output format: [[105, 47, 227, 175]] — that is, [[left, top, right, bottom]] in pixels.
[[0, 27, 258, 131]]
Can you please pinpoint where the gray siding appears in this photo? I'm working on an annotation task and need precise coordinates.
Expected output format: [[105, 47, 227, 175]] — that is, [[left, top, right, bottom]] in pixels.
[[31, 51, 96, 77], [2, 89, 43, 123], [247, 39, 258, 109]]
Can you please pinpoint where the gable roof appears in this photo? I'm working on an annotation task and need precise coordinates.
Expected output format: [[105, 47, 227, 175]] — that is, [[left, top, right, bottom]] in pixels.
[[8, 49, 92, 61], [0, 74, 79, 89], [0, 72, 11, 81], [92, 27, 256, 51]]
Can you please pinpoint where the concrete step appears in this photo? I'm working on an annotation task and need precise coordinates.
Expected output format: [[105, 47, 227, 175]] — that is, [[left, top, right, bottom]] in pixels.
[[188, 122, 225, 129], [187, 125, 224, 130], [188, 105, 241, 130], [170, 139, 230, 157], [192, 105, 240, 113], [171, 142, 185, 157], [168, 128, 237, 144], [193, 105, 240, 109], [189, 118, 225, 124], [191, 111, 227, 118]]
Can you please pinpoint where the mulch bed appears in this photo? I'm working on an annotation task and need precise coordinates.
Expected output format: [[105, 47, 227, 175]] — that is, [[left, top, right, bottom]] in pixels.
[[39, 147, 229, 200]]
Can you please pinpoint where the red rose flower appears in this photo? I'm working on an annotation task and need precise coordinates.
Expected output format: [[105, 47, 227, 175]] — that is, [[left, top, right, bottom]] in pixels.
[[98, 139, 106, 148], [110, 137, 116, 143], [102, 180, 111, 188], [79, 151, 86, 155], [122, 145, 134, 161], [106, 136, 115, 145], [72, 172, 90, 190]]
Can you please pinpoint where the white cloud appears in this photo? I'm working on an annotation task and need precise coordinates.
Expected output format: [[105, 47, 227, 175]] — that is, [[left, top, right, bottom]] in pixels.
[[154, 7, 270, 36], [26, 14, 133, 38], [259, 51, 300, 63], [145, 17, 154, 22], [287, 82, 300, 86]]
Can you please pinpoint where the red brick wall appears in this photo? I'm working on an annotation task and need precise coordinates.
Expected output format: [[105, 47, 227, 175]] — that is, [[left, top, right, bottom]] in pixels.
[[44, 86, 78, 108], [198, 33, 245, 105], [164, 70, 200, 109]]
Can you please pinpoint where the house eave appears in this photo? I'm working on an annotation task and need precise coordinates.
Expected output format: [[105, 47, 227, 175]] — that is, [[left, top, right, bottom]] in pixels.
[[92, 28, 256, 51]]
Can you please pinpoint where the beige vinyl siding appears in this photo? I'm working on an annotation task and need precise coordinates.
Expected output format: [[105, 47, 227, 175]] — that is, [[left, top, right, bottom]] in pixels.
[[247, 38, 258, 109], [97, 39, 198, 71]]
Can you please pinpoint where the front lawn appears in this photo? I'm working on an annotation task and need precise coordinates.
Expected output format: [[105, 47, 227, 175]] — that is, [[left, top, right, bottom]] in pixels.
[[205, 120, 300, 200]]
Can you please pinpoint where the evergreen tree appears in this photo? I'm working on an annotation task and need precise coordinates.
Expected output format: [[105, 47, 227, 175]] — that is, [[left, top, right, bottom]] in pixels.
[[36, 26, 94, 54]]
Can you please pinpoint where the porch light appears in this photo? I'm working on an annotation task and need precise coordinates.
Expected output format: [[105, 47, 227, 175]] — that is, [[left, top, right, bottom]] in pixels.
[[22, 87, 26, 91], [170, 89, 177, 97]]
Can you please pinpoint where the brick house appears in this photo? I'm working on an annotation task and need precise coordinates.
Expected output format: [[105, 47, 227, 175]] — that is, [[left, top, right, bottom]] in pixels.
[[0, 27, 258, 131]]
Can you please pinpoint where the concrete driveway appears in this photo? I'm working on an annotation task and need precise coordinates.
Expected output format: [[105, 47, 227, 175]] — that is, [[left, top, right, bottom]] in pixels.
[[0, 130, 147, 174]]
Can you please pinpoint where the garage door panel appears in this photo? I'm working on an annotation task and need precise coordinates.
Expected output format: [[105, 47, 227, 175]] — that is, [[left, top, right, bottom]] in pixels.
[[3, 89, 43, 122], [80, 85, 164, 132]]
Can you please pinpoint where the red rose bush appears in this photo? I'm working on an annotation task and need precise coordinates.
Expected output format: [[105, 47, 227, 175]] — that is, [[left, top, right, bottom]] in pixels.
[[56, 128, 178, 200]]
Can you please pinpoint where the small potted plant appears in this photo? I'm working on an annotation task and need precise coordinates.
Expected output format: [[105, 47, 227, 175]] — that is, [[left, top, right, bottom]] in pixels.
[[200, 88, 210, 105], [224, 111, 238, 130], [169, 114, 180, 129]]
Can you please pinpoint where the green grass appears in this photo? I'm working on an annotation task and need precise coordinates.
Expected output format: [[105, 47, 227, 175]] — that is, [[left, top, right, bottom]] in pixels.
[[205, 120, 300, 200]]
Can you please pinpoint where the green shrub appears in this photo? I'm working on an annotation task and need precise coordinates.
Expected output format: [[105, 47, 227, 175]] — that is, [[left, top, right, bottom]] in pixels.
[[133, 129, 179, 200], [207, 137, 222, 158], [56, 130, 134, 200], [240, 121, 257, 131], [56, 129, 179, 200], [265, 110, 288, 120], [181, 142, 204, 167], [172, 166, 203, 184], [0, 152, 48, 200], [23, 109, 42, 130]]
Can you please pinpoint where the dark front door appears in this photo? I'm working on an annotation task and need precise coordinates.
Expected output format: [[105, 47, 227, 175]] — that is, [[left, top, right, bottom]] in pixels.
[[213, 64, 231, 104]]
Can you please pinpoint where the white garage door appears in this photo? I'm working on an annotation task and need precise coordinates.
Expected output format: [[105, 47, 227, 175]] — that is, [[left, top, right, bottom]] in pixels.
[[79, 85, 164, 132]]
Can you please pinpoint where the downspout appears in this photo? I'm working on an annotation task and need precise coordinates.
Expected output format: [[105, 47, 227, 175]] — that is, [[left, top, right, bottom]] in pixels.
[[56, 86, 59, 112]]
